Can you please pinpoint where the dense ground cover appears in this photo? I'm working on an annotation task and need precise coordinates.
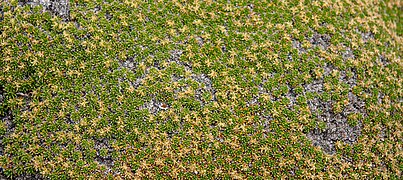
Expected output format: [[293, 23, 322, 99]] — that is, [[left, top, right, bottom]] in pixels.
[[0, 0, 402, 179]]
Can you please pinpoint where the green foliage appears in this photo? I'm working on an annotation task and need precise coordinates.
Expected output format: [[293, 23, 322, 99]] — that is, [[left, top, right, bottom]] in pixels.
[[0, 0, 401, 179]]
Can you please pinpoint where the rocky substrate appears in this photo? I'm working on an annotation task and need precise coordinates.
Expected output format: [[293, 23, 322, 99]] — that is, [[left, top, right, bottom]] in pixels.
[[297, 32, 366, 154], [304, 69, 365, 154], [18, 0, 69, 20], [119, 50, 217, 116]]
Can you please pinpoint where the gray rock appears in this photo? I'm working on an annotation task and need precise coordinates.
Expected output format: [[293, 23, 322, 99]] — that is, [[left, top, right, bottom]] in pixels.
[[118, 49, 218, 115], [19, 0, 70, 20], [361, 31, 374, 43], [310, 33, 331, 50], [292, 39, 307, 54], [0, 6, 4, 22], [304, 65, 365, 154], [342, 47, 355, 60]]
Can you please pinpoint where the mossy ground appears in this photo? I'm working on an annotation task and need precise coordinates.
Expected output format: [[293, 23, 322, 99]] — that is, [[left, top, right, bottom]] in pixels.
[[0, 0, 402, 179]]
